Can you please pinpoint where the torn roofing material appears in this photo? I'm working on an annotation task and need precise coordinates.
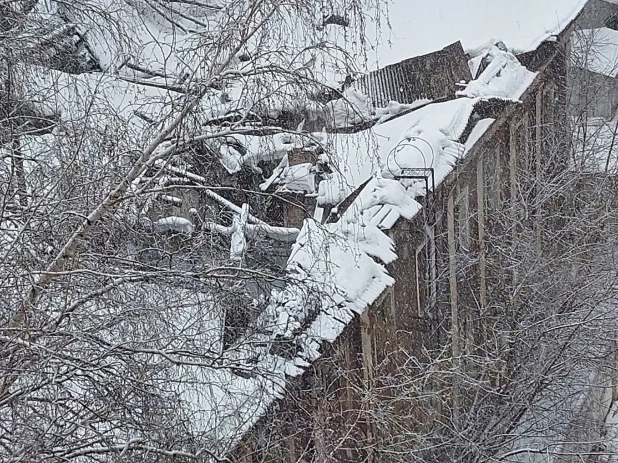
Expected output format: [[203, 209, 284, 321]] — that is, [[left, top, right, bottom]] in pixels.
[[353, 41, 472, 109], [206, 46, 538, 457]]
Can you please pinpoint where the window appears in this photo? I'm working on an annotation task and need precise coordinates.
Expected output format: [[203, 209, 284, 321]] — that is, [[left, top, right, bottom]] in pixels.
[[371, 288, 394, 368], [513, 114, 532, 174], [513, 114, 538, 221], [456, 185, 471, 251], [415, 225, 437, 317], [543, 83, 556, 128], [535, 87, 544, 176], [606, 13, 618, 31], [427, 224, 438, 310], [485, 147, 502, 211], [415, 241, 425, 317]]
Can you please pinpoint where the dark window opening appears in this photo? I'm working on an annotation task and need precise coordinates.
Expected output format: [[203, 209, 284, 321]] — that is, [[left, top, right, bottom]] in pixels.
[[605, 13, 618, 31]]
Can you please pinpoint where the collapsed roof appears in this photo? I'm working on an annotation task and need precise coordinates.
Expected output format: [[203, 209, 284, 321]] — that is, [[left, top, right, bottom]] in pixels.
[[198, 45, 539, 454]]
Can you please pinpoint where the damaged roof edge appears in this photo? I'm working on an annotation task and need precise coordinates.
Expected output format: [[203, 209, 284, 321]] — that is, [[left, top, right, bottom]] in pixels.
[[220, 11, 576, 458]]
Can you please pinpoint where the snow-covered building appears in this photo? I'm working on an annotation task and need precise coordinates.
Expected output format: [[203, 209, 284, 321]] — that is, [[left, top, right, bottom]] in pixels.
[[219, 1, 618, 462], [4, 0, 618, 461]]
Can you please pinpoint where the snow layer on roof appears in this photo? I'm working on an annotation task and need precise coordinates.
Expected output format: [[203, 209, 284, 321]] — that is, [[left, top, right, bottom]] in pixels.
[[34, 0, 212, 75], [221, 104, 451, 206], [200, 177, 422, 452], [572, 28, 618, 77], [465, 118, 496, 154], [382, 97, 477, 188], [457, 47, 538, 100], [325, 89, 373, 128], [317, 97, 477, 205], [365, 0, 588, 69], [26, 69, 176, 146]]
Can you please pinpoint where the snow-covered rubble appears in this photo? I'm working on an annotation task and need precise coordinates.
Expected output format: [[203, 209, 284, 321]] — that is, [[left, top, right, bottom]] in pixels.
[[228, 46, 537, 380], [201, 42, 545, 454], [219, 131, 327, 174], [374, 98, 433, 123], [154, 216, 195, 234], [457, 46, 537, 101], [260, 155, 316, 194], [324, 88, 373, 128]]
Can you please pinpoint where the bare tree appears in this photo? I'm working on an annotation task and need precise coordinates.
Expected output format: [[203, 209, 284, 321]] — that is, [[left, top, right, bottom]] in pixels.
[[0, 0, 387, 461], [352, 32, 618, 463]]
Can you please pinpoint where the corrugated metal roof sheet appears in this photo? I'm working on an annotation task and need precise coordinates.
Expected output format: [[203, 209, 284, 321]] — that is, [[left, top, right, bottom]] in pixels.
[[353, 41, 472, 109]]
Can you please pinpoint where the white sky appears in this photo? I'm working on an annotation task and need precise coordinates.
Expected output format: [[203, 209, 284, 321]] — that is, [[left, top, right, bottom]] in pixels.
[[365, 0, 589, 68]]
